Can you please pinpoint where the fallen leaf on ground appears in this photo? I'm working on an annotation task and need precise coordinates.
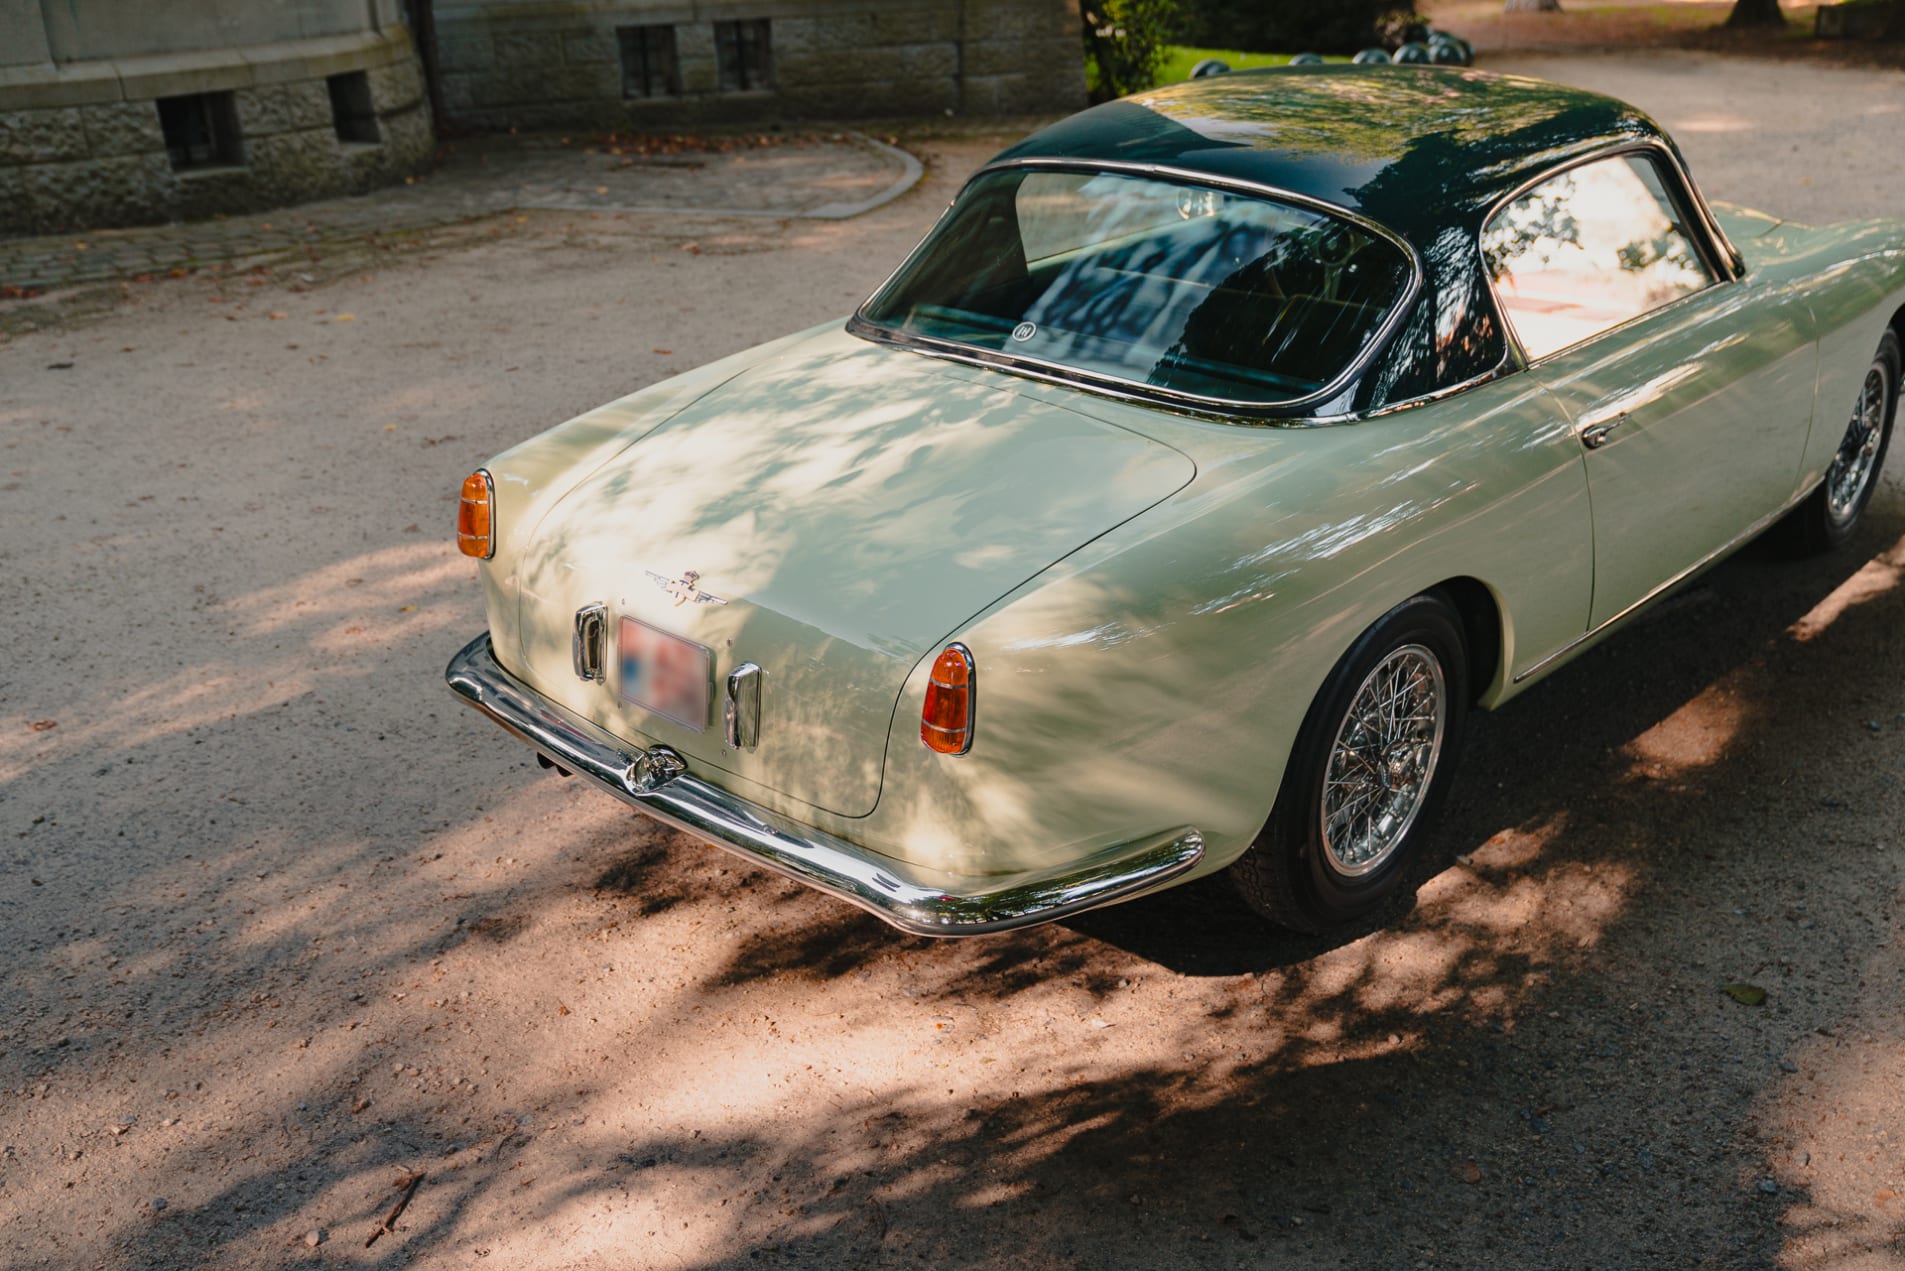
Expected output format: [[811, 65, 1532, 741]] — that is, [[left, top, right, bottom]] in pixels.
[[1452, 1161, 1482, 1185], [27, 720, 57, 732], [1723, 983, 1767, 1006]]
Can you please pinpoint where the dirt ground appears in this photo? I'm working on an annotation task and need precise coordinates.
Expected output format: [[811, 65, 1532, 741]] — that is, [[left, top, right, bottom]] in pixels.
[[2, 51, 1904, 1271]]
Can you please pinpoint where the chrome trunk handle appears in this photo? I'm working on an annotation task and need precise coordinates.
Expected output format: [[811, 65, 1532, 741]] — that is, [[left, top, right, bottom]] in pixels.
[[724, 662, 763, 751], [572, 603, 608, 682]]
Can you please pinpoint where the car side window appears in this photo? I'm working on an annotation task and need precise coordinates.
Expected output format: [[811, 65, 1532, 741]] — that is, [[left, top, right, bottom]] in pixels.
[[1482, 153, 1716, 361]]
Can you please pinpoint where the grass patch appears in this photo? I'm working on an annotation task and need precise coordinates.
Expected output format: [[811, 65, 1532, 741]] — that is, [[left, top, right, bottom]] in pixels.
[[1155, 46, 1349, 84]]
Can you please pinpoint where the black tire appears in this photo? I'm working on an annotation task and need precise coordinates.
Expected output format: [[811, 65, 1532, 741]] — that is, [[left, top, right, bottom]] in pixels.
[[1230, 592, 1470, 934], [1785, 330, 1899, 554]]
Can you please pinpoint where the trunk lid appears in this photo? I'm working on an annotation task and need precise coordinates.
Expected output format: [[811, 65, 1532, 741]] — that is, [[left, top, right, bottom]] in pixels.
[[512, 331, 1194, 816]]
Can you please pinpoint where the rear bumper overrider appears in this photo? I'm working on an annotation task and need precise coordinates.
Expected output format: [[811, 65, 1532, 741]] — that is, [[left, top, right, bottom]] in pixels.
[[444, 634, 1204, 937]]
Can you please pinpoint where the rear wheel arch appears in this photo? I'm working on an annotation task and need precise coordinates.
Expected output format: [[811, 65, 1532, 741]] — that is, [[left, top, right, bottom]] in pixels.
[[1230, 588, 1471, 932], [1427, 575, 1505, 704]]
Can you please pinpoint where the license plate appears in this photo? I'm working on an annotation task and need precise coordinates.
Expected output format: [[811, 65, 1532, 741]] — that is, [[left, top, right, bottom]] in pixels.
[[617, 615, 711, 731]]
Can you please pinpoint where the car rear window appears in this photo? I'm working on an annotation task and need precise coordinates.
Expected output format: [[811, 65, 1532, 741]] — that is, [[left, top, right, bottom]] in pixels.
[[856, 167, 1414, 408]]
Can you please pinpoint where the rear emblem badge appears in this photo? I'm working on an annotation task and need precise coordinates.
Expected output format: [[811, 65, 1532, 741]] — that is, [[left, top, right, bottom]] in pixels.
[[646, 568, 728, 607], [1011, 321, 1037, 342]]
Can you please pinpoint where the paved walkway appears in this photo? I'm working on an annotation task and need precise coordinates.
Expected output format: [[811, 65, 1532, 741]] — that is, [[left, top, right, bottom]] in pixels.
[[0, 128, 920, 293]]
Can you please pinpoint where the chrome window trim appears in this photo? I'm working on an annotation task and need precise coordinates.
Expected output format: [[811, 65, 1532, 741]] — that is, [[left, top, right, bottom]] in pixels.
[[847, 157, 1427, 422], [1478, 140, 1740, 371], [1353, 361, 1520, 419]]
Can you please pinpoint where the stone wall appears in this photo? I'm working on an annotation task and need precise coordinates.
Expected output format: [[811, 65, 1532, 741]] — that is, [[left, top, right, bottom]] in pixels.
[[432, 0, 1085, 130], [1, 3, 433, 237]]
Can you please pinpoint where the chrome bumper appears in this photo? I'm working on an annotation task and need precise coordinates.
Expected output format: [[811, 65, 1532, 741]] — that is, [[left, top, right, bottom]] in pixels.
[[444, 634, 1204, 937]]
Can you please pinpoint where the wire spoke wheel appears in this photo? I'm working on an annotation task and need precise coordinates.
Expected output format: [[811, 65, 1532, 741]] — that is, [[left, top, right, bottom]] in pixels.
[[1320, 644, 1447, 878], [1230, 591, 1469, 933], [1826, 366, 1888, 524]]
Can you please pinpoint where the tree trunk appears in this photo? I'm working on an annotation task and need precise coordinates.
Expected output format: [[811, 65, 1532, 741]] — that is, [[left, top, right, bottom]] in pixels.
[[1724, 0, 1785, 27], [1502, 0, 1562, 11]]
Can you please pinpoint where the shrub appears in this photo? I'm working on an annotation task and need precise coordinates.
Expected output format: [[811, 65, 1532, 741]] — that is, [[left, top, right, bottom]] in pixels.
[[1082, 0, 1181, 101]]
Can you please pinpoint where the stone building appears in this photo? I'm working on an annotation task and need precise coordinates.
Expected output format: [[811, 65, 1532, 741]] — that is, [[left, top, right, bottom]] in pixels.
[[0, 0, 433, 235], [0, 0, 1082, 236], [431, 0, 1085, 129]]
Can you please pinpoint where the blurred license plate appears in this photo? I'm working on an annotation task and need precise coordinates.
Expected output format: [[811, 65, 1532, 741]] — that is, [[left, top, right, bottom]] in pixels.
[[617, 616, 711, 731]]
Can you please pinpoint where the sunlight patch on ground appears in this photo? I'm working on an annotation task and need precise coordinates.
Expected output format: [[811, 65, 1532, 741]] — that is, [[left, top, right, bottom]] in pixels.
[[230, 540, 470, 637], [1672, 112, 1752, 134], [1789, 531, 1905, 643], [1623, 678, 1749, 776]]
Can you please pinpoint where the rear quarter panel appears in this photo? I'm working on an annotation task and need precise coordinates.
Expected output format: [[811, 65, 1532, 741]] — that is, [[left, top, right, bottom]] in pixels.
[[1785, 221, 1905, 485], [855, 372, 1594, 880]]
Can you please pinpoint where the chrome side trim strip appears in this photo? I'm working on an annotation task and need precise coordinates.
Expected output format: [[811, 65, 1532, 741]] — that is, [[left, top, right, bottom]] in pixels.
[[1511, 483, 1818, 684], [445, 635, 1205, 937]]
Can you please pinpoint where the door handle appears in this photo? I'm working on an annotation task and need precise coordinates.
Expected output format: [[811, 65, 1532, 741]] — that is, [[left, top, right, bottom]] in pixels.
[[1580, 413, 1626, 450]]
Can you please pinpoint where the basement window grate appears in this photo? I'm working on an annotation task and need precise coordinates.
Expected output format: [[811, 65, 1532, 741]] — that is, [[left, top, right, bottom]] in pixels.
[[327, 71, 381, 144], [617, 25, 680, 98], [156, 92, 243, 170], [714, 19, 772, 93]]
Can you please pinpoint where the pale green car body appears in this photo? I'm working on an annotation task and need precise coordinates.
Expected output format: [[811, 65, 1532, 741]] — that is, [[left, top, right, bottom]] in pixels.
[[450, 70, 1905, 934]]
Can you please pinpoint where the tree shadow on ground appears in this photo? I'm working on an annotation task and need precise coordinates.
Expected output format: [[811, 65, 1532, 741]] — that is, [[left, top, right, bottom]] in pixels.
[[492, 501, 1905, 1270], [11, 469, 1902, 1269]]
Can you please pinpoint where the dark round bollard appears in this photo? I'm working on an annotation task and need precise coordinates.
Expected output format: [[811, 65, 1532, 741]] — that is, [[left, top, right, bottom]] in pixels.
[[1393, 42, 1432, 64], [1428, 39, 1465, 65], [1188, 58, 1231, 78], [1289, 52, 1326, 66], [1352, 48, 1392, 65]]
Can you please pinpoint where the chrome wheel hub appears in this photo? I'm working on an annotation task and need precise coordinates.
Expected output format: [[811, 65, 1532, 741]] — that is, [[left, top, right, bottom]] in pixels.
[[1827, 366, 1887, 524], [1321, 644, 1447, 878]]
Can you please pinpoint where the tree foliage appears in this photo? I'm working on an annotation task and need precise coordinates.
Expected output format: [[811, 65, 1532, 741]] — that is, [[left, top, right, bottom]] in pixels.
[[1081, 0, 1181, 101]]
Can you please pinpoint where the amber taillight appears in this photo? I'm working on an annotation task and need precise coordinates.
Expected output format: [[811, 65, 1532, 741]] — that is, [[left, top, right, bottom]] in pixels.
[[920, 643, 975, 755], [457, 469, 494, 559]]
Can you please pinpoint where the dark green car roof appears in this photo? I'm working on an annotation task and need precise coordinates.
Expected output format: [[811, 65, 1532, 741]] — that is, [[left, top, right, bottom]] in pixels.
[[992, 66, 1663, 245], [986, 67, 1680, 413]]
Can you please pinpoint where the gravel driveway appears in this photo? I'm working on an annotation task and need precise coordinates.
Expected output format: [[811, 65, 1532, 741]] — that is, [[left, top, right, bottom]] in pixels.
[[2, 52, 1902, 1270]]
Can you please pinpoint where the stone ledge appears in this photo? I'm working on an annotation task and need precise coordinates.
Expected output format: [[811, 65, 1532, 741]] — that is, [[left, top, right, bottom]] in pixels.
[[0, 61, 126, 111], [0, 28, 417, 111]]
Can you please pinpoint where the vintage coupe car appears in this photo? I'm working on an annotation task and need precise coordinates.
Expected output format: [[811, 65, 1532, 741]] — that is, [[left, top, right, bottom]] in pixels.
[[447, 68, 1903, 936]]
